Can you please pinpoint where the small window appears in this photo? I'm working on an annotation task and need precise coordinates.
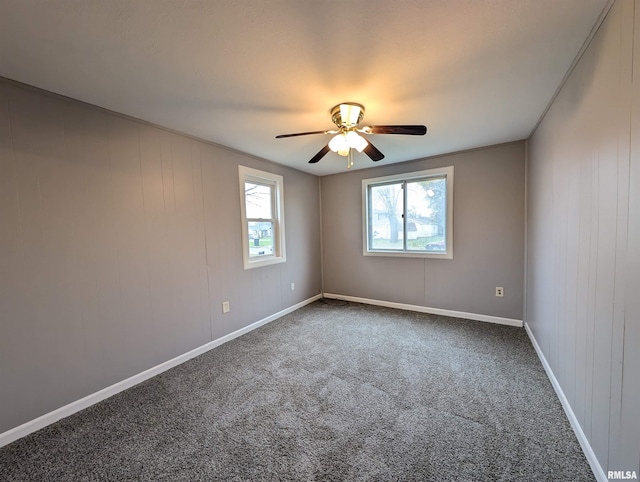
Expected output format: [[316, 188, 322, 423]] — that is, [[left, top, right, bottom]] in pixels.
[[362, 166, 453, 259], [239, 166, 286, 269]]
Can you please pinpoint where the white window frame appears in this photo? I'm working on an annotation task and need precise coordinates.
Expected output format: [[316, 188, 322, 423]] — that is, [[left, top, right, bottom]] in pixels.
[[362, 166, 454, 259], [239, 166, 286, 270]]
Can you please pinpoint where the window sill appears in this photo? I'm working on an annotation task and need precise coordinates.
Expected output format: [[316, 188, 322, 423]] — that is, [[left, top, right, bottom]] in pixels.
[[243, 255, 286, 270], [363, 250, 453, 260]]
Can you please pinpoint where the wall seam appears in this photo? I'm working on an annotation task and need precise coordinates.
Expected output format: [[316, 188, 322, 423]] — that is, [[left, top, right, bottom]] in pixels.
[[523, 139, 528, 325], [318, 176, 324, 295]]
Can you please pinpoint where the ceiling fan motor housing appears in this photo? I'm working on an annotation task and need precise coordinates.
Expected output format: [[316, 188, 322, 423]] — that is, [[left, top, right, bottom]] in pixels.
[[331, 102, 365, 128]]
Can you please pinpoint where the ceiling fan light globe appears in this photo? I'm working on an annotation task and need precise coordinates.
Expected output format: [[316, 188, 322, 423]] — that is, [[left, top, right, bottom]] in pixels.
[[338, 147, 350, 156], [329, 133, 348, 152], [346, 131, 368, 152]]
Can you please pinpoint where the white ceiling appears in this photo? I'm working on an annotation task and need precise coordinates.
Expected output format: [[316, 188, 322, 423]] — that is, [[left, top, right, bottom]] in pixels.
[[0, 0, 608, 176]]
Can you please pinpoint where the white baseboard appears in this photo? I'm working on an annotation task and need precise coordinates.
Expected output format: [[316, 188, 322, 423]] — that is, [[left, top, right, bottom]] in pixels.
[[524, 322, 607, 482], [0, 294, 322, 448], [322, 293, 523, 327]]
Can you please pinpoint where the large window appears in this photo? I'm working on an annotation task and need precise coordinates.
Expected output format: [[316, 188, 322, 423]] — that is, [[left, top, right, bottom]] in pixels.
[[362, 166, 453, 259], [239, 166, 286, 269]]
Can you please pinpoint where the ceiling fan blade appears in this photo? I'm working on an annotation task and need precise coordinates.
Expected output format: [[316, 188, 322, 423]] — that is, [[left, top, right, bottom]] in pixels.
[[365, 125, 427, 135], [276, 130, 328, 139], [308, 145, 331, 164], [363, 141, 385, 162]]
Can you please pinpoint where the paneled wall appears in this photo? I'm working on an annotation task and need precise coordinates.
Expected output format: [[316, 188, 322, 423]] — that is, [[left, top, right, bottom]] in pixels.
[[527, 0, 639, 475], [0, 80, 322, 434], [321, 142, 525, 321]]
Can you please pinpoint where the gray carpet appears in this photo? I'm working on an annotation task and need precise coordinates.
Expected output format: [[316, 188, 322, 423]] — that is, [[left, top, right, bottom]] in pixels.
[[0, 300, 594, 481]]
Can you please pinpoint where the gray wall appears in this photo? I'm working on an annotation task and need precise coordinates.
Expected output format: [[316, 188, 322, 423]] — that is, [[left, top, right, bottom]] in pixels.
[[321, 142, 525, 321], [0, 79, 322, 434], [527, 0, 639, 475]]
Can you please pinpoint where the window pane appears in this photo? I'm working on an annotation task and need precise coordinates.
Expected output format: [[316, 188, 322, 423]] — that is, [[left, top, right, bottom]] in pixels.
[[369, 182, 404, 250], [406, 177, 446, 252], [247, 221, 274, 258], [245, 182, 272, 219]]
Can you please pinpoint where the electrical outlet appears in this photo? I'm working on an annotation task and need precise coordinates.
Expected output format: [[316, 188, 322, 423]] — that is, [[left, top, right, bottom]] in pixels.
[[291, 282, 295, 291], [222, 301, 230, 313], [495, 287, 504, 297]]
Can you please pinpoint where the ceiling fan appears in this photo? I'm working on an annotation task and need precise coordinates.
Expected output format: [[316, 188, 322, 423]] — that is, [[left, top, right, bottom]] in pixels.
[[276, 102, 427, 168]]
